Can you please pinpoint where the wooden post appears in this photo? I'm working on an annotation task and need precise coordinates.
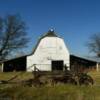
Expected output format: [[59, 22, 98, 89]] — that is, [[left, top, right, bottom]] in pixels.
[[0, 63, 4, 72], [96, 63, 99, 72]]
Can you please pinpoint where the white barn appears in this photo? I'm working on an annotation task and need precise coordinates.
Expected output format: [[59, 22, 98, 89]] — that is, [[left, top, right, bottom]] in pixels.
[[27, 29, 70, 71], [1, 29, 98, 72]]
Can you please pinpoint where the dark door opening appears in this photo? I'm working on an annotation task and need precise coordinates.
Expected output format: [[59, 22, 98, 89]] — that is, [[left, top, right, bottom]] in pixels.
[[52, 60, 64, 71], [3, 56, 26, 72]]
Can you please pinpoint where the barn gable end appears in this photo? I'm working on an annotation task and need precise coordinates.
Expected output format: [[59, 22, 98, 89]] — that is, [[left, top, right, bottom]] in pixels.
[[27, 30, 70, 71]]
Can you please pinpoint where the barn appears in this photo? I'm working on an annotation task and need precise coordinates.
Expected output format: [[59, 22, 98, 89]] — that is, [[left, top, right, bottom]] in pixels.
[[27, 29, 70, 71], [0, 29, 99, 72], [0, 29, 70, 72]]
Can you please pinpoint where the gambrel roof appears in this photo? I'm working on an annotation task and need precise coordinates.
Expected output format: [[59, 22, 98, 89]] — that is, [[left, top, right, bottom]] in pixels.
[[29, 29, 58, 55]]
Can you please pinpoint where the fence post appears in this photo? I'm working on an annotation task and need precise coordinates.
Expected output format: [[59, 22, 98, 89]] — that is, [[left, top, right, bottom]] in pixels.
[[96, 63, 99, 71]]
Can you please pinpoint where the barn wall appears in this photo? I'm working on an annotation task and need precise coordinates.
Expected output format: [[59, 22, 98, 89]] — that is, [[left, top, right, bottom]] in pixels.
[[27, 37, 70, 71]]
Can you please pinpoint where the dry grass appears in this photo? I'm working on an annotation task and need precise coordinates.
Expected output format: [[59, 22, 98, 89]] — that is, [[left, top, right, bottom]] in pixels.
[[0, 71, 100, 100], [89, 71, 100, 86]]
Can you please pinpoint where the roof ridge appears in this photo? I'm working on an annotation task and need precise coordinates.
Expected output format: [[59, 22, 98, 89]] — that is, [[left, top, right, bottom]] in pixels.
[[42, 29, 58, 38]]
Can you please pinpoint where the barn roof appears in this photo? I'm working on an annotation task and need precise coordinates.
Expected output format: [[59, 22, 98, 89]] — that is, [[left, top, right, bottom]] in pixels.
[[0, 55, 27, 63], [1, 29, 100, 64], [29, 29, 59, 55], [70, 54, 99, 63], [41, 29, 58, 38]]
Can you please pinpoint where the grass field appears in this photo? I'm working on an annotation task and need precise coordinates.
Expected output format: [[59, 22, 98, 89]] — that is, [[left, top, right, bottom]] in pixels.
[[0, 71, 100, 100]]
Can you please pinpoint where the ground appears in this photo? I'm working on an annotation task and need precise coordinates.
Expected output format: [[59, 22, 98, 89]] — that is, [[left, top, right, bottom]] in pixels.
[[0, 71, 100, 100]]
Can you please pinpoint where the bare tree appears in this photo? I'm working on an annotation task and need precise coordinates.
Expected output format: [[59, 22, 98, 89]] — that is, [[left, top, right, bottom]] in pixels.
[[0, 15, 29, 60], [87, 33, 100, 57]]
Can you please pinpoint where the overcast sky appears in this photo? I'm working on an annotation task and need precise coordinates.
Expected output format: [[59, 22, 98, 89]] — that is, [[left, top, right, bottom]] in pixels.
[[0, 0, 100, 57]]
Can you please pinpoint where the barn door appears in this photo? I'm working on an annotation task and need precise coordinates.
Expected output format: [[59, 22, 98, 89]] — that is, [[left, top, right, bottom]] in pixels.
[[52, 60, 64, 71]]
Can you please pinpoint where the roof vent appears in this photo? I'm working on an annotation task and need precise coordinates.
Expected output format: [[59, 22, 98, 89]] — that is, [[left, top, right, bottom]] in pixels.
[[40, 29, 58, 39], [50, 28, 54, 32]]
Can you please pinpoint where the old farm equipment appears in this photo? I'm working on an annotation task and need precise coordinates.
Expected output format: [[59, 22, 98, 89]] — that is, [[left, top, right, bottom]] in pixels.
[[24, 65, 94, 87], [0, 65, 94, 86], [78, 73, 94, 85], [30, 71, 94, 86]]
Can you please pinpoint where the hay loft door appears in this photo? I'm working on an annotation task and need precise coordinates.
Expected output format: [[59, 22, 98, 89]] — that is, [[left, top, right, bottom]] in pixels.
[[52, 60, 64, 71]]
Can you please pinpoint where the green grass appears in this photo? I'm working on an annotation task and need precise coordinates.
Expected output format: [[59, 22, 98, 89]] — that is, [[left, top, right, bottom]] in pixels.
[[0, 72, 33, 80], [0, 71, 100, 100]]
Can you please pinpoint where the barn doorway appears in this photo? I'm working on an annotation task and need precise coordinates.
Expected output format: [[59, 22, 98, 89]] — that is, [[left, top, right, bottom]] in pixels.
[[52, 60, 64, 71]]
